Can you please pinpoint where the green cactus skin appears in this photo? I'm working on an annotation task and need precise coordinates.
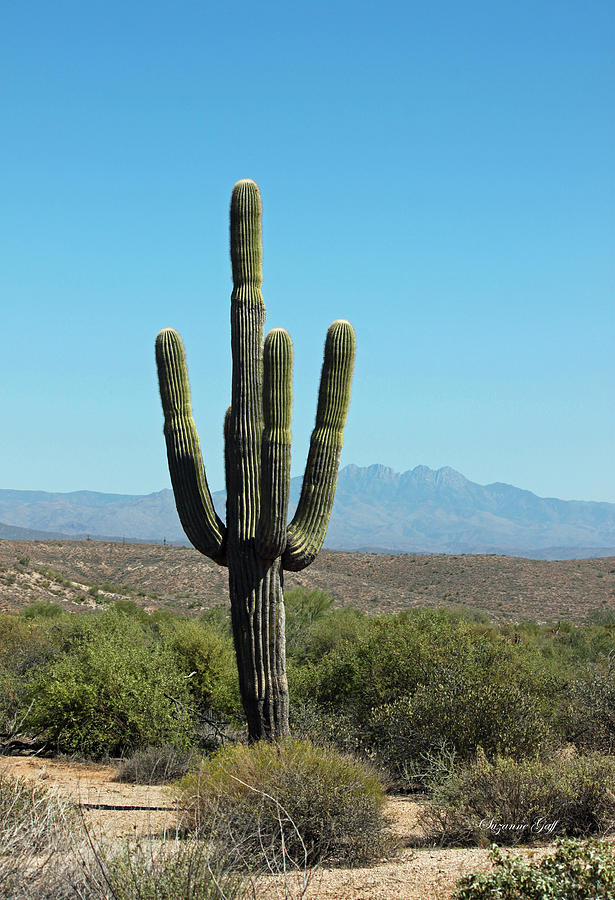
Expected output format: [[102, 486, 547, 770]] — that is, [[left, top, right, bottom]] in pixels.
[[156, 179, 355, 741]]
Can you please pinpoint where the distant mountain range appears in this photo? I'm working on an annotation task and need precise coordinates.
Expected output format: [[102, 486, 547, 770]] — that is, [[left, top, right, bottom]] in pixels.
[[0, 465, 614, 560]]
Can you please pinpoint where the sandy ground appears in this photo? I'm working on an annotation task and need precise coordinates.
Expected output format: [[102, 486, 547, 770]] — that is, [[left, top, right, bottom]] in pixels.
[[0, 755, 583, 899]]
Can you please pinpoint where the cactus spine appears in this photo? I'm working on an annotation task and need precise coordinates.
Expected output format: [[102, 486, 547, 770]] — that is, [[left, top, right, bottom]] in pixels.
[[155, 180, 355, 741]]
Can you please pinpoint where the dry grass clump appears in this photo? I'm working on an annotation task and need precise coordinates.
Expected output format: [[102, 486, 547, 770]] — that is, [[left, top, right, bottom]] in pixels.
[[78, 836, 245, 900], [0, 769, 76, 899], [179, 739, 394, 871], [114, 744, 193, 785]]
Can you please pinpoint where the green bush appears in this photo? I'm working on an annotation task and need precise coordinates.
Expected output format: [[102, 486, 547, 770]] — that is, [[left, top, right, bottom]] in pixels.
[[24, 612, 193, 756], [1, 608, 245, 756], [304, 610, 555, 714], [163, 618, 241, 720], [0, 613, 60, 675], [284, 587, 334, 657], [289, 606, 368, 666], [420, 749, 615, 846], [289, 610, 557, 775], [588, 607, 615, 627], [560, 665, 615, 753], [289, 699, 369, 760], [0, 613, 65, 738], [453, 839, 615, 899], [21, 601, 64, 619], [524, 618, 615, 675], [367, 671, 550, 789], [111, 598, 149, 621], [5, 602, 615, 777], [180, 739, 393, 869], [200, 603, 233, 638]]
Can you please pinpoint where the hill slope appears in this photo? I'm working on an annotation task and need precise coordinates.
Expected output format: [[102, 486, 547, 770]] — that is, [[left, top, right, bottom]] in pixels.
[[0, 539, 613, 624]]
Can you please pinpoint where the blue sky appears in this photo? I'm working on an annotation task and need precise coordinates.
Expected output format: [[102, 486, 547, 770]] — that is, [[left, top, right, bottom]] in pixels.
[[2, 1, 613, 501]]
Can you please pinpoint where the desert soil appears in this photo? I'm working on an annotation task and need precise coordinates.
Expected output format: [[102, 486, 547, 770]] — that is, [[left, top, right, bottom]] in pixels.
[[1, 754, 564, 900]]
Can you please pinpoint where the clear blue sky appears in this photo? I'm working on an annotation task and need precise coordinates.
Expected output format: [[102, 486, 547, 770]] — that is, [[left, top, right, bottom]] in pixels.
[[2, 1, 613, 501]]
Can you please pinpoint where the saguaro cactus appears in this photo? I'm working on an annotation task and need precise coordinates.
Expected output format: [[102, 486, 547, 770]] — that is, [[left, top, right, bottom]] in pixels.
[[155, 180, 355, 741]]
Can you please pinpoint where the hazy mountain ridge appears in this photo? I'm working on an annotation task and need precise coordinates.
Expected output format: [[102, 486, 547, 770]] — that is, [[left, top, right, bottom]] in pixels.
[[1, 465, 614, 559], [0, 489, 177, 543], [326, 464, 615, 555]]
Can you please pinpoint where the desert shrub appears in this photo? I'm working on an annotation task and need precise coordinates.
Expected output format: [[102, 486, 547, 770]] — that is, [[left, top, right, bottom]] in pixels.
[[179, 739, 393, 870], [420, 749, 615, 846], [560, 665, 615, 753], [389, 740, 460, 795], [307, 610, 554, 714], [0, 613, 60, 675], [24, 612, 193, 756], [0, 614, 65, 740], [115, 745, 193, 785], [0, 771, 74, 853], [21, 601, 64, 619], [525, 619, 615, 675], [147, 608, 175, 626], [290, 610, 557, 773], [0, 657, 25, 745], [288, 699, 369, 759], [453, 838, 615, 899], [366, 671, 551, 789], [588, 607, 615, 627], [2, 829, 244, 900], [111, 598, 149, 621], [288, 606, 368, 665], [0, 608, 244, 756], [200, 603, 233, 639], [163, 618, 241, 720], [284, 587, 334, 657], [0, 772, 243, 900]]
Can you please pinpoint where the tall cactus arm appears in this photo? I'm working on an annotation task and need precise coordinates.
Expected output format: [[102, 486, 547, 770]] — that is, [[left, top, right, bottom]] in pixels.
[[223, 405, 232, 528], [155, 328, 227, 565], [256, 328, 293, 559], [225, 179, 266, 545], [282, 319, 356, 572]]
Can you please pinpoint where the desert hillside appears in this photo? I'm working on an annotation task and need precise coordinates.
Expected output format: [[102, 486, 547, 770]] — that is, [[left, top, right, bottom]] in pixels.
[[0, 539, 613, 623]]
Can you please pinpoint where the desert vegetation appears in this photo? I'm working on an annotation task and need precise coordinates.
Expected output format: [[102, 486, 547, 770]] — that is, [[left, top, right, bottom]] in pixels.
[[3, 588, 614, 769], [0, 589, 615, 856], [0, 587, 614, 895], [452, 839, 615, 899]]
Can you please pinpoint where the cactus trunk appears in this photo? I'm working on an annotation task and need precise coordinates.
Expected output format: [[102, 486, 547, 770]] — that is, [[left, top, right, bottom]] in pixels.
[[228, 551, 288, 740], [156, 179, 355, 742]]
